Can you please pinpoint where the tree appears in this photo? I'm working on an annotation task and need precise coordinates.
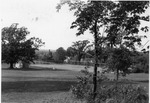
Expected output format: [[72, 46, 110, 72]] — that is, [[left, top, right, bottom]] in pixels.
[[35, 50, 50, 61], [66, 47, 75, 57], [57, 0, 115, 99], [107, 47, 133, 80], [2, 23, 45, 69], [57, 0, 149, 99], [53, 47, 66, 63], [106, 1, 149, 50], [104, 1, 149, 80], [71, 40, 91, 62], [42, 49, 53, 61]]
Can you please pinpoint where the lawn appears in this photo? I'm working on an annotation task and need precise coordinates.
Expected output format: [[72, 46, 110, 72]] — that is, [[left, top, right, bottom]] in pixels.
[[2, 63, 84, 103], [2, 63, 149, 103]]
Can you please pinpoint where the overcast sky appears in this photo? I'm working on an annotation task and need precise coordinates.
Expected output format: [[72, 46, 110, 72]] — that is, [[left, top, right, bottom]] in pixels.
[[1, 0, 149, 50]]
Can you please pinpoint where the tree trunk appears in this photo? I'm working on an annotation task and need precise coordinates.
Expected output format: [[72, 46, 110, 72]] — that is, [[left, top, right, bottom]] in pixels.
[[93, 20, 98, 99], [116, 69, 119, 81], [10, 62, 14, 69], [77, 52, 82, 62], [78, 55, 81, 63]]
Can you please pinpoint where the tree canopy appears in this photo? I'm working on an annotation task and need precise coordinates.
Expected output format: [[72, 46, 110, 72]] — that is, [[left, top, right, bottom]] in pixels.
[[71, 40, 91, 61], [2, 23, 45, 68], [57, 1, 149, 50], [105, 1, 149, 49], [53, 47, 66, 63]]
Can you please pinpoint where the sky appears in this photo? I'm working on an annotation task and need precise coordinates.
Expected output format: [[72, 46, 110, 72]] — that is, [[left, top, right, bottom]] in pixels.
[[1, 0, 149, 50]]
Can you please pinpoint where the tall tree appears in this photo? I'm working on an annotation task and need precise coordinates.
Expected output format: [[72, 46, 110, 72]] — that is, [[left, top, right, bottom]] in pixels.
[[2, 23, 45, 68], [105, 1, 149, 80], [71, 40, 90, 62], [57, 0, 115, 99], [57, 0, 149, 99]]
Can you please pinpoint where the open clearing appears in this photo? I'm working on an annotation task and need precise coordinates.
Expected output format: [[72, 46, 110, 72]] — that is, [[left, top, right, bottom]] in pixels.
[[2, 63, 149, 103]]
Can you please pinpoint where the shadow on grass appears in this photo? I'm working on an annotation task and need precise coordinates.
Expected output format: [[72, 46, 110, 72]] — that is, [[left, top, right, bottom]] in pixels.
[[2, 81, 77, 93], [134, 80, 149, 83], [3, 80, 148, 93]]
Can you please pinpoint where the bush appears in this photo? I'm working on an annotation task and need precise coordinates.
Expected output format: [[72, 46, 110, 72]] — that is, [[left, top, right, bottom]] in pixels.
[[133, 63, 149, 73], [132, 52, 149, 73], [96, 84, 148, 103], [70, 69, 148, 103], [70, 68, 109, 102], [70, 69, 93, 99]]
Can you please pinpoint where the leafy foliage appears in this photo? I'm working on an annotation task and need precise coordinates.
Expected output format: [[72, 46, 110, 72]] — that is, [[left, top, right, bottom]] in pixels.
[[105, 1, 149, 49], [57, 1, 115, 36], [132, 52, 149, 73], [70, 69, 93, 99], [106, 46, 133, 80], [2, 23, 45, 68], [96, 84, 148, 103], [38, 50, 53, 62], [70, 40, 91, 62], [57, 0, 149, 100], [70, 69, 109, 100], [71, 69, 148, 103], [66, 47, 75, 57], [53, 47, 66, 63]]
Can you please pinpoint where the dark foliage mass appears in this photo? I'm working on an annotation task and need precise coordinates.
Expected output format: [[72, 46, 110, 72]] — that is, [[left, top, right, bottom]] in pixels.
[[35, 49, 53, 62], [2, 23, 45, 68], [106, 46, 133, 80], [132, 52, 149, 73], [71, 69, 148, 103], [53, 47, 66, 63], [67, 40, 91, 62]]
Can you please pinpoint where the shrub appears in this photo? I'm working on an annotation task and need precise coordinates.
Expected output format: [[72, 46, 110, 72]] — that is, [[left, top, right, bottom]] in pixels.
[[96, 84, 148, 103], [70, 68, 109, 102], [70, 69, 148, 103], [132, 52, 149, 73], [70, 69, 93, 99]]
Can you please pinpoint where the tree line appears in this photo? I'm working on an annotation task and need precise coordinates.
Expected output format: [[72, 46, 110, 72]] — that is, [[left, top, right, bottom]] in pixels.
[[2, 22, 148, 73]]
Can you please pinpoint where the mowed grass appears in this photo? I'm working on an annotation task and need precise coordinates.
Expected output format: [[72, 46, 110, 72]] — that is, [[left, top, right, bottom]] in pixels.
[[2, 63, 149, 103], [2, 64, 83, 92], [2, 63, 86, 103]]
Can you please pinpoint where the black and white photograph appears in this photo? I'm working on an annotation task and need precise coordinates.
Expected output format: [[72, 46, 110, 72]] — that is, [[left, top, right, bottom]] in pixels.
[[1, 0, 149, 103]]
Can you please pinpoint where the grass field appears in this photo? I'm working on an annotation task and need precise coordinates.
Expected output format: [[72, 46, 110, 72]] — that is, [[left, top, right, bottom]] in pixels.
[[2, 63, 149, 103]]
